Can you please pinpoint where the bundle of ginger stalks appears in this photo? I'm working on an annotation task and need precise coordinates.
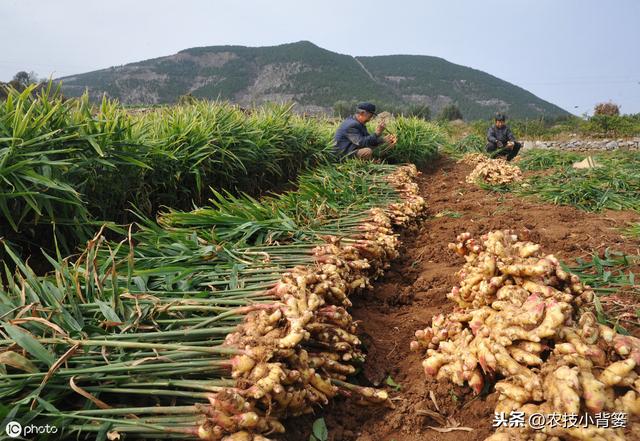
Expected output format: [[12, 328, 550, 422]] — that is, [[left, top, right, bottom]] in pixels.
[[411, 230, 640, 441], [460, 153, 523, 185], [0, 164, 425, 441], [213, 165, 425, 440]]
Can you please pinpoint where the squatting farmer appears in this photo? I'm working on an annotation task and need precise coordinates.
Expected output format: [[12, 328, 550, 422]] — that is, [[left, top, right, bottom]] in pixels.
[[334, 102, 396, 159], [486, 113, 522, 161]]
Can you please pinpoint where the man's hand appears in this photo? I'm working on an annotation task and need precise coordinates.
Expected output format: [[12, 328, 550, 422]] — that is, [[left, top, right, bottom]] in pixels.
[[375, 122, 386, 136], [496, 140, 504, 149], [506, 141, 515, 150], [384, 134, 397, 146]]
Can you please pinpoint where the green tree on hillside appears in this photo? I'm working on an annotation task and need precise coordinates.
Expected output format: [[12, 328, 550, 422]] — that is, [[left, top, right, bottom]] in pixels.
[[178, 93, 197, 105], [12, 71, 39, 88], [438, 104, 463, 121], [333, 100, 357, 118], [406, 104, 431, 120]]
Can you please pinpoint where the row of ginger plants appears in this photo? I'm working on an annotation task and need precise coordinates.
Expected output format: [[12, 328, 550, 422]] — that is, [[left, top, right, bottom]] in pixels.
[[1, 83, 446, 259], [0, 162, 426, 440]]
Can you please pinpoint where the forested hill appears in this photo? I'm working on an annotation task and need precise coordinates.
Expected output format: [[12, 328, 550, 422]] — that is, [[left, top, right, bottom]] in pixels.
[[57, 41, 568, 119]]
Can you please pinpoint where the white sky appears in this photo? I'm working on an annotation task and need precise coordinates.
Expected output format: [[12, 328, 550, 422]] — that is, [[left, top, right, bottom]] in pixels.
[[1, 0, 639, 115]]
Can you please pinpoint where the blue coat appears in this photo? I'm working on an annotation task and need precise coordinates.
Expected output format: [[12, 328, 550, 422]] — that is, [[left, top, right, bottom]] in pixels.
[[334, 116, 383, 156]]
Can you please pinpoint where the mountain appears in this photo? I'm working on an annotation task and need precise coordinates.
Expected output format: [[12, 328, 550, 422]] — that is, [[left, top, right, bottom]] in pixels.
[[57, 41, 568, 120]]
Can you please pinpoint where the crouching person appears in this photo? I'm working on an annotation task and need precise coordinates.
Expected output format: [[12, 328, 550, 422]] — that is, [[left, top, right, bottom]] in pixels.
[[486, 113, 522, 161], [334, 102, 396, 160]]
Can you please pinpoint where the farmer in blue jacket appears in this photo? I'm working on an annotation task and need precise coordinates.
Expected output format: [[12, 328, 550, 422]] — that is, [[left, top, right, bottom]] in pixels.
[[334, 102, 396, 159], [486, 113, 522, 161]]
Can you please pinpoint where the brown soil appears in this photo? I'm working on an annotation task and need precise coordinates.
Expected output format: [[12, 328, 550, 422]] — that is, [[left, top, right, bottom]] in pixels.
[[281, 157, 640, 441]]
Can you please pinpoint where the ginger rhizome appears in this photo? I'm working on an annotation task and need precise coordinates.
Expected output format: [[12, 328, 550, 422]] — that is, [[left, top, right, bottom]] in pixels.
[[412, 230, 640, 441], [461, 153, 523, 185], [201, 165, 424, 440]]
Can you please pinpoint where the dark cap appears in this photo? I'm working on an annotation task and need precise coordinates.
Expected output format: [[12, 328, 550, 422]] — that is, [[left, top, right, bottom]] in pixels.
[[495, 112, 506, 121], [356, 102, 377, 115]]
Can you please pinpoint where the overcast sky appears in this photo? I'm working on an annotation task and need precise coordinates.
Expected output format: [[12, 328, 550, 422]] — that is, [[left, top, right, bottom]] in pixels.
[[1, 0, 639, 115]]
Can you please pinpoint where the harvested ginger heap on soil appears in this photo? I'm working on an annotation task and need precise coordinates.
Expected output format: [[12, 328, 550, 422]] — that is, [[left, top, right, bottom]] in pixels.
[[460, 153, 523, 185], [412, 230, 640, 441], [202, 165, 424, 441]]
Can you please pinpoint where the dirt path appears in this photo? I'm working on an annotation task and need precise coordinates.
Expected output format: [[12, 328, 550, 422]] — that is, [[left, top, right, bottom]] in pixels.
[[283, 157, 640, 441]]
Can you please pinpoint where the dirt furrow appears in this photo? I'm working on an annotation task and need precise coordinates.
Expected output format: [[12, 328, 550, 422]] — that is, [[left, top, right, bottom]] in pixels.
[[282, 157, 640, 441]]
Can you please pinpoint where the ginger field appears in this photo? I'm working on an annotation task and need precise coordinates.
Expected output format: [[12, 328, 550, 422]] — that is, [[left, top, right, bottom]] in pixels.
[[1, 85, 640, 441]]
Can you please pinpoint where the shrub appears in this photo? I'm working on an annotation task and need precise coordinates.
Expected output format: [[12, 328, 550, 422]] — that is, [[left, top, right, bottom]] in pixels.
[[586, 115, 636, 137]]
